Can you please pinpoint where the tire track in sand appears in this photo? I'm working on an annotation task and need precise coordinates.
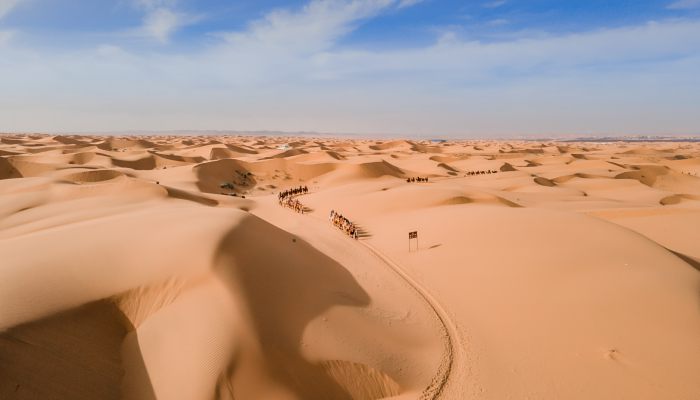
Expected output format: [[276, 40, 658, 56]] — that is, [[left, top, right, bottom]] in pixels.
[[359, 241, 458, 400]]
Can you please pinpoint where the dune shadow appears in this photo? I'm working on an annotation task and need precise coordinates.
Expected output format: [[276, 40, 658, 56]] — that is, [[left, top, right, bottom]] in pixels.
[[0, 299, 156, 400], [213, 215, 373, 399], [668, 249, 700, 272], [165, 186, 219, 207]]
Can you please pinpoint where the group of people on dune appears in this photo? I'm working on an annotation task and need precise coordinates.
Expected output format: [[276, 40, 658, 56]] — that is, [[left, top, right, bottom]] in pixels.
[[278, 186, 308, 199], [329, 210, 359, 240], [280, 197, 304, 213], [406, 177, 429, 183], [466, 170, 498, 176], [278, 185, 309, 214]]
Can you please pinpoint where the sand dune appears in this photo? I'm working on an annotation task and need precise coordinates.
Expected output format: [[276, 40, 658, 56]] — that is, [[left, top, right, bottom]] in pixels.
[[500, 162, 517, 171], [61, 169, 125, 183], [263, 148, 309, 159], [1, 134, 699, 400], [368, 140, 413, 151], [0, 157, 21, 179]]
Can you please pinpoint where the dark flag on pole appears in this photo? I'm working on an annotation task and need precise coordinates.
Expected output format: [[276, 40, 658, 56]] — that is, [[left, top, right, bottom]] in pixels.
[[408, 231, 418, 251]]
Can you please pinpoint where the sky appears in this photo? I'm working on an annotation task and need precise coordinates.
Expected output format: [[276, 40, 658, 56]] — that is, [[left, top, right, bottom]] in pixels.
[[0, 0, 699, 137]]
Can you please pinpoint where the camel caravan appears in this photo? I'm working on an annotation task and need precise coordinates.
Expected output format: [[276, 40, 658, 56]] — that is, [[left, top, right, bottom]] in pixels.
[[406, 177, 429, 183], [329, 210, 359, 240], [465, 170, 498, 176], [278, 185, 308, 199], [278, 185, 309, 214]]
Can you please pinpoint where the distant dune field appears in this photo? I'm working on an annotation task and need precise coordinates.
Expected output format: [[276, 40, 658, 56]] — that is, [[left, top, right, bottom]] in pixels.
[[1, 134, 699, 400]]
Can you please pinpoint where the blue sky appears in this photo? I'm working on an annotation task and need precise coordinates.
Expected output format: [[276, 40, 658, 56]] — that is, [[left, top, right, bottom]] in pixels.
[[0, 0, 699, 136]]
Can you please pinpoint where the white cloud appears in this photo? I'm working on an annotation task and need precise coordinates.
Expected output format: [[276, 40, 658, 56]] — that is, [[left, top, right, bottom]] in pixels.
[[667, 0, 700, 9], [397, 0, 424, 8], [0, 0, 22, 20], [134, 0, 176, 10], [221, 0, 397, 54], [131, 0, 196, 43], [142, 7, 188, 43], [0, 29, 14, 45], [483, 0, 507, 8], [487, 18, 509, 26], [299, 20, 700, 86]]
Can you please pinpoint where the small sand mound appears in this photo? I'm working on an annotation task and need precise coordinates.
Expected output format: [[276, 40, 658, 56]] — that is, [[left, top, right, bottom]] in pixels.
[[263, 148, 309, 159], [369, 140, 411, 151], [111, 155, 157, 170], [151, 151, 206, 164], [210, 147, 245, 160], [0, 137, 26, 144], [96, 138, 154, 151], [0, 149, 23, 156], [70, 152, 97, 165], [552, 172, 610, 184], [193, 159, 259, 194], [620, 147, 670, 155], [659, 194, 700, 205], [500, 163, 517, 172], [615, 165, 670, 186], [437, 163, 459, 172], [4, 157, 65, 177], [209, 148, 232, 160], [411, 143, 443, 153], [505, 148, 544, 154], [52, 136, 91, 146], [660, 195, 683, 205], [441, 196, 473, 205], [534, 177, 557, 187], [497, 197, 523, 207], [326, 151, 345, 160], [353, 160, 405, 179], [430, 155, 466, 163], [63, 169, 123, 183], [111, 153, 193, 170], [288, 140, 307, 148], [0, 157, 22, 179]]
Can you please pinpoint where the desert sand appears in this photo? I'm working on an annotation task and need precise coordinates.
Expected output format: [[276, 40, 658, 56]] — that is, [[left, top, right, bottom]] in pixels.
[[0, 134, 699, 400]]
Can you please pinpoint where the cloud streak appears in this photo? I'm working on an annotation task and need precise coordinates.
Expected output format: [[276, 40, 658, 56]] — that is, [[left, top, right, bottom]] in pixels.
[[131, 0, 196, 43], [0, 0, 21, 20], [483, 0, 507, 8], [221, 0, 400, 54], [667, 0, 700, 10], [141, 8, 190, 43]]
